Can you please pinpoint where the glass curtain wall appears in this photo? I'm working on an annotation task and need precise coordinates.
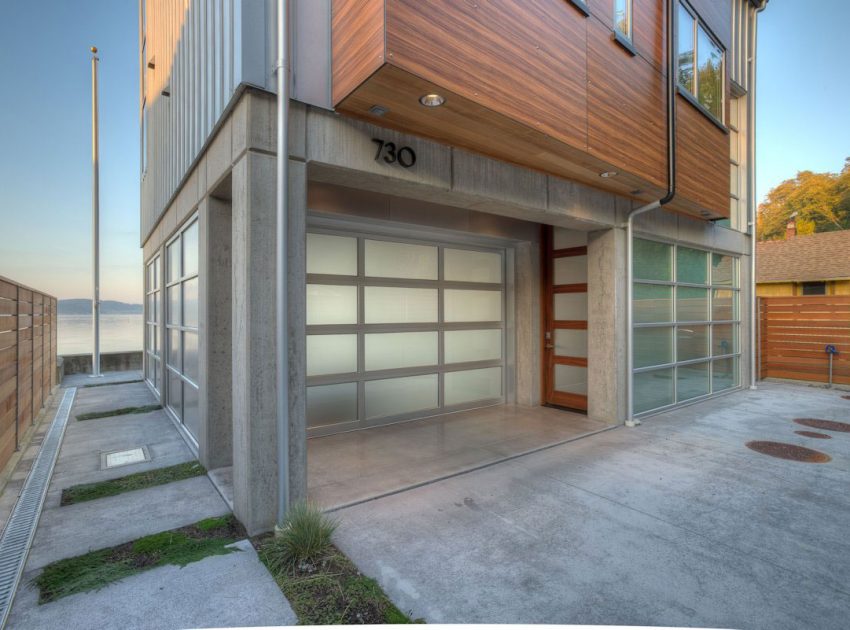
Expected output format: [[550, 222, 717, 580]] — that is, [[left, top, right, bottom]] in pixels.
[[165, 218, 200, 441], [633, 238, 741, 414], [306, 231, 506, 434], [144, 255, 161, 392]]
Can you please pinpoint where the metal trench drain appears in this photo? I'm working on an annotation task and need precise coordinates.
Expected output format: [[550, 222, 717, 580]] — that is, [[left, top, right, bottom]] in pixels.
[[0, 388, 75, 628]]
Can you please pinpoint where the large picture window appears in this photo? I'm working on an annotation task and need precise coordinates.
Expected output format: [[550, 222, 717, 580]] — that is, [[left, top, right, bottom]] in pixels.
[[165, 218, 200, 441], [678, 2, 725, 123], [306, 231, 506, 435], [632, 239, 741, 415], [144, 254, 161, 392]]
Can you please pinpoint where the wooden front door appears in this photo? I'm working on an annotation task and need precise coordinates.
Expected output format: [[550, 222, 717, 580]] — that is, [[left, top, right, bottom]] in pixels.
[[542, 226, 588, 411]]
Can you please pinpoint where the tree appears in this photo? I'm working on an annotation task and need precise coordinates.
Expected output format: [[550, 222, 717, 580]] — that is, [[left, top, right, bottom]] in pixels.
[[757, 159, 850, 240]]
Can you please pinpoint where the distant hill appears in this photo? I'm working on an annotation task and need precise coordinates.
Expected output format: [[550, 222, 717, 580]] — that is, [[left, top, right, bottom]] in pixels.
[[58, 299, 143, 315]]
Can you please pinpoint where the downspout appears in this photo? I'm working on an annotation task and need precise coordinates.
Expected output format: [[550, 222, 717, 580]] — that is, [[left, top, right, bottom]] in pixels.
[[624, 0, 677, 427], [275, 0, 291, 529], [749, 0, 768, 389]]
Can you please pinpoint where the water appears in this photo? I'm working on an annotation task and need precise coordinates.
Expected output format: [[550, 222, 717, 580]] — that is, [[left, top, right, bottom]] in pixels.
[[58, 314, 143, 356]]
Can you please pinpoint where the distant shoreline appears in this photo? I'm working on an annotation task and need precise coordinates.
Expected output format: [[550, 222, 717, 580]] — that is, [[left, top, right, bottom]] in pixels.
[[58, 299, 142, 315]]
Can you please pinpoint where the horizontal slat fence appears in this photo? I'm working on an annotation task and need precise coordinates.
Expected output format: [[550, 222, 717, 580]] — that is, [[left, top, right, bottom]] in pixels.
[[0, 276, 57, 474], [759, 296, 850, 385]]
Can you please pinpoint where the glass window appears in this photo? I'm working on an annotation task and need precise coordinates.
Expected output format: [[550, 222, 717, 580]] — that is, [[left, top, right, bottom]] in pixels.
[[167, 240, 181, 282], [713, 357, 739, 391], [634, 327, 673, 369], [712, 323, 738, 356], [614, 0, 632, 40], [307, 335, 357, 377], [183, 331, 199, 383], [167, 329, 181, 370], [676, 247, 708, 284], [365, 375, 438, 420], [802, 282, 826, 296], [365, 240, 437, 280], [554, 255, 588, 285], [677, 4, 696, 93], [167, 369, 182, 417], [711, 254, 735, 287], [444, 290, 502, 323], [554, 365, 588, 396], [677, 325, 709, 361], [554, 292, 588, 321], [445, 368, 502, 406], [183, 221, 199, 277], [183, 384, 200, 438], [678, 362, 710, 401], [712, 289, 738, 321], [697, 25, 723, 120], [307, 233, 357, 276], [553, 329, 587, 359], [307, 285, 358, 325], [444, 249, 502, 283], [182, 278, 198, 328], [677, 286, 709, 322], [634, 239, 672, 281], [634, 368, 674, 413], [365, 332, 438, 371], [364, 287, 438, 324], [634, 284, 673, 324], [445, 329, 502, 364], [307, 383, 358, 428]]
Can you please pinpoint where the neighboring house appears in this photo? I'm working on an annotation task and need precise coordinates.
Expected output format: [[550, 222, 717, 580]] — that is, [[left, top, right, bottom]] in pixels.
[[756, 220, 850, 296], [139, 0, 768, 533]]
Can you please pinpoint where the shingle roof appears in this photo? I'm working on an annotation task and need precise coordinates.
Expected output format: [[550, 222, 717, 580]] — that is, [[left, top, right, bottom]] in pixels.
[[757, 230, 850, 283]]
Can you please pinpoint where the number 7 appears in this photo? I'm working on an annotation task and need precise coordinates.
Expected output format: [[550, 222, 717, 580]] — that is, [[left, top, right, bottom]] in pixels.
[[372, 138, 384, 162]]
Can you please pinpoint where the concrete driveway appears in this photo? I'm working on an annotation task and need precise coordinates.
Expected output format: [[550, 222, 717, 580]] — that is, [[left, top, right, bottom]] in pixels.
[[333, 382, 850, 629]]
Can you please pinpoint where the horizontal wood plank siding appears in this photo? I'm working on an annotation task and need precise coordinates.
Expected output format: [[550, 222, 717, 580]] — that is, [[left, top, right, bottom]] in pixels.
[[332, 0, 385, 105], [759, 296, 850, 385]]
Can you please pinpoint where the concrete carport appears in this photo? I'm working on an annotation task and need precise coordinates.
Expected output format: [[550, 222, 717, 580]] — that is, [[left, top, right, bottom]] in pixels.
[[331, 382, 850, 628]]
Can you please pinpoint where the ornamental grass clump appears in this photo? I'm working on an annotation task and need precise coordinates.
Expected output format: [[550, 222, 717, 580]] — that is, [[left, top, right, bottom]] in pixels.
[[262, 501, 338, 572]]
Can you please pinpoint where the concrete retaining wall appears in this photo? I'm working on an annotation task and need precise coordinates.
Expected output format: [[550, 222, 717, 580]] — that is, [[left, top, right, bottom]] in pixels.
[[61, 351, 143, 375]]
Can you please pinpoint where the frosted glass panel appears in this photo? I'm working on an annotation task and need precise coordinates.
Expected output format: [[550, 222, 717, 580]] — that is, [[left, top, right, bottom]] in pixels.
[[444, 329, 502, 363], [634, 368, 674, 413], [713, 357, 739, 391], [712, 323, 738, 356], [366, 375, 438, 419], [711, 254, 735, 287], [183, 221, 199, 277], [554, 365, 587, 395], [712, 289, 738, 321], [364, 287, 438, 323], [634, 284, 672, 323], [445, 368, 502, 405], [183, 383, 200, 438], [183, 331, 199, 383], [554, 255, 588, 285], [307, 383, 358, 428], [365, 240, 437, 280], [307, 233, 357, 276], [554, 292, 587, 321], [167, 370, 182, 417], [634, 326, 673, 369], [554, 329, 587, 358], [307, 285, 358, 325], [444, 290, 502, 322], [678, 362, 709, 401], [307, 335, 357, 376], [676, 247, 708, 285], [677, 325, 709, 361], [183, 278, 199, 327], [365, 332, 438, 371], [167, 240, 181, 282], [553, 229, 587, 249], [167, 329, 181, 369], [167, 285, 180, 325], [676, 286, 709, 322], [444, 249, 502, 283], [634, 239, 672, 281]]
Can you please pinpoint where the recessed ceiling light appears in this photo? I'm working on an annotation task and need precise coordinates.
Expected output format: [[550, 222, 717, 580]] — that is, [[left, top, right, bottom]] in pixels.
[[600, 171, 618, 178], [369, 104, 389, 117], [419, 93, 446, 107]]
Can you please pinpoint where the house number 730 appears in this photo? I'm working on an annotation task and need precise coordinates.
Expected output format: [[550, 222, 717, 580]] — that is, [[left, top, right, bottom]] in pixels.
[[372, 138, 416, 168]]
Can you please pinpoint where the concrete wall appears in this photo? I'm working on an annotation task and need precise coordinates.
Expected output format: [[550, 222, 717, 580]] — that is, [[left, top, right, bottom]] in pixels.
[[62, 352, 143, 375]]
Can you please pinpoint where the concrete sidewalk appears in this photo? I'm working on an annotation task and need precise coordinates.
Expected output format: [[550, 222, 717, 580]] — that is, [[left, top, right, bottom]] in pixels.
[[7, 376, 296, 629], [333, 382, 850, 629]]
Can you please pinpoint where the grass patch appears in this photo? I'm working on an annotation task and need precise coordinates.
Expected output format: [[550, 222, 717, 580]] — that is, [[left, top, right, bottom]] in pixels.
[[256, 502, 421, 625], [33, 514, 244, 604], [60, 461, 207, 506], [76, 404, 161, 421], [82, 379, 144, 388]]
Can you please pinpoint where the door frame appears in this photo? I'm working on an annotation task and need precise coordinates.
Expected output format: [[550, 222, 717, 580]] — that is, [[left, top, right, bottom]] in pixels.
[[541, 225, 589, 411]]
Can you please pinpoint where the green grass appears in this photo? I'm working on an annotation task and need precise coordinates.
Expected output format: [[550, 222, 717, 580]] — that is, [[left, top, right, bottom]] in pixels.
[[60, 461, 207, 506], [255, 502, 421, 625], [81, 379, 144, 388], [76, 404, 162, 421], [33, 515, 244, 604]]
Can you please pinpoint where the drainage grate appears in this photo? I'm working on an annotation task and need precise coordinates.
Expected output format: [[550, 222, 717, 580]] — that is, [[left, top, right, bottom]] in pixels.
[[746, 440, 831, 463], [793, 418, 850, 433], [794, 430, 832, 440], [0, 388, 75, 628]]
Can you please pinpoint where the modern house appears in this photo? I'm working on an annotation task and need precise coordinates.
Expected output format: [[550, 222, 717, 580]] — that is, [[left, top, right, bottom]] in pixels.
[[139, 0, 768, 533], [756, 219, 850, 296]]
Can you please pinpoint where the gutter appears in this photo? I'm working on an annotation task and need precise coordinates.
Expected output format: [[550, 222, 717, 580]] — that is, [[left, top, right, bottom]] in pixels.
[[623, 0, 678, 427], [275, 0, 291, 529]]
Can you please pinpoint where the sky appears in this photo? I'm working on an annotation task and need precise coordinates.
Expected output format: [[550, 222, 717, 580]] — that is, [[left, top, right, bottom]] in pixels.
[[0, 1, 848, 305]]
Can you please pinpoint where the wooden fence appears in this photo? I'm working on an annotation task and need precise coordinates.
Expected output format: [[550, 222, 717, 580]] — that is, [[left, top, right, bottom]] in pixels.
[[0, 276, 57, 473], [758, 296, 850, 385]]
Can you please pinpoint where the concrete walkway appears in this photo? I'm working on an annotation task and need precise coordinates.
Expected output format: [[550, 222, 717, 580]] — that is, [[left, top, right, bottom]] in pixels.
[[333, 382, 850, 629], [7, 375, 296, 629]]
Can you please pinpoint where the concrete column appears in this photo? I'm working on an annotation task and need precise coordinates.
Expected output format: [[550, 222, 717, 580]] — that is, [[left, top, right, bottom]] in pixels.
[[198, 195, 233, 470], [231, 150, 307, 535], [587, 228, 627, 424], [514, 241, 541, 406]]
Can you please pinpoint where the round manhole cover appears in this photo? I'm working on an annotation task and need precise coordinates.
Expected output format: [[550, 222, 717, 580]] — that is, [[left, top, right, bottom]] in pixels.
[[746, 441, 831, 463], [793, 418, 850, 433], [794, 430, 832, 440]]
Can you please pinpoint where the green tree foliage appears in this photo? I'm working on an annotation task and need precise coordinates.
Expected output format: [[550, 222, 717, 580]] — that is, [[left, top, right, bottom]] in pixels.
[[757, 158, 850, 241]]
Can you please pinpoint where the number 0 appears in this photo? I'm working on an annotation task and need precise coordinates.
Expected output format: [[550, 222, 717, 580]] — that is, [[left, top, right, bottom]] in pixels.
[[398, 147, 416, 168]]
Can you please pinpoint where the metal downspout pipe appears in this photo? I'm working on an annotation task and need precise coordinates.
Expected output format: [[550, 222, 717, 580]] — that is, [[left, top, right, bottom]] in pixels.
[[275, 0, 291, 529], [624, 0, 678, 427]]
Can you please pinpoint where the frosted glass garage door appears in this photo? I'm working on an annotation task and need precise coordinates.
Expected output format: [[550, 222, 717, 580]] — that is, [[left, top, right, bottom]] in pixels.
[[305, 232, 506, 435]]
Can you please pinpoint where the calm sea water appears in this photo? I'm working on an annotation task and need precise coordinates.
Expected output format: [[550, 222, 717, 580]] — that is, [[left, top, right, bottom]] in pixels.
[[58, 314, 144, 355]]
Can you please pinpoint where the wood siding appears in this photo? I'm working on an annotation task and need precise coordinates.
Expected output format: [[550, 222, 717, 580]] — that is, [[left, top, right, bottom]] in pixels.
[[0, 277, 57, 475], [332, 0, 736, 220], [332, 0, 385, 105]]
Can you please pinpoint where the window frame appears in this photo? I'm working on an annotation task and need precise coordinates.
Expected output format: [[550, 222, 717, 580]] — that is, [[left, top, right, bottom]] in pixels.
[[801, 282, 827, 296], [144, 253, 161, 393], [677, 1, 727, 128], [613, 0, 633, 41]]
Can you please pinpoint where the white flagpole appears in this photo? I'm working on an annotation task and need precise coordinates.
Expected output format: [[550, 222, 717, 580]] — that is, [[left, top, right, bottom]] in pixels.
[[91, 46, 102, 378]]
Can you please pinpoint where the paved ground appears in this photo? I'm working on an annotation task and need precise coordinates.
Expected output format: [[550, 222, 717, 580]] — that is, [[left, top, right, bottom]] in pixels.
[[7, 375, 296, 629], [334, 382, 850, 629]]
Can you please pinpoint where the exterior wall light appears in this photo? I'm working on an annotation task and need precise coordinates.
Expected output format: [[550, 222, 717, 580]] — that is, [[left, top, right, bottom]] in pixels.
[[419, 93, 446, 107], [600, 171, 618, 178]]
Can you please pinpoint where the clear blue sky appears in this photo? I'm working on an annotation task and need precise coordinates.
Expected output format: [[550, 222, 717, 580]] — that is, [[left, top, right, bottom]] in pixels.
[[0, 1, 848, 303]]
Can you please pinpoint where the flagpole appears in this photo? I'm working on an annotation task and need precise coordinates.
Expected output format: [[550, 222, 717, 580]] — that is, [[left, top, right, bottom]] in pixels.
[[91, 46, 102, 378]]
